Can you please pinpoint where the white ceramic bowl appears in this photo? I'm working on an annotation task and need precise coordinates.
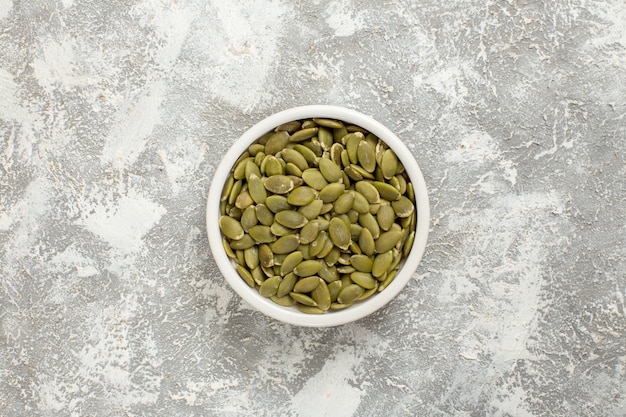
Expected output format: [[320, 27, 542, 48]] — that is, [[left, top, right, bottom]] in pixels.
[[207, 105, 429, 327]]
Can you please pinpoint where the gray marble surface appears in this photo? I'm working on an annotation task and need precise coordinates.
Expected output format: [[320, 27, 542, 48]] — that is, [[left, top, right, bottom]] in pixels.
[[1, 0, 625, 416]]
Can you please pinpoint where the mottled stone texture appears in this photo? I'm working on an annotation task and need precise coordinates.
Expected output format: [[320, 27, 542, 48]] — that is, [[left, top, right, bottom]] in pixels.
[[1, 0, 625, 416]]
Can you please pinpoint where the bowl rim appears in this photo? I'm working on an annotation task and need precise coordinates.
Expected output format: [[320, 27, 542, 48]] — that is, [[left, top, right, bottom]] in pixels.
[[206, 105, 429, 327]]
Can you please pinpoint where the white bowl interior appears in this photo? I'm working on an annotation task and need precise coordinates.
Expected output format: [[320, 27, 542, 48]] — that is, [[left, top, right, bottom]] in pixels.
[[207, 105, 429, 327]]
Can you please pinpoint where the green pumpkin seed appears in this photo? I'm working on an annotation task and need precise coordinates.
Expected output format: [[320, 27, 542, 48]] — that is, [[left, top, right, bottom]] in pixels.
[[221, 175, 235, 202], [406, 182, 415, 202], [251, 265, 266, 285], [318, 127, 334, 151], [265, 131, 290, 155], [233, 157, 251, 180], [373, 181, 401, 201], [240, 206, 258, 232], [245, 160, 261, 181], [352, 191, 370, 214], [403, 231, 415, 257], [358, 227, 376, 256], [299, 243, 312, 260], [263, 175, 294, 194], [381, 149, 398, 179], [318, 263, 339, 283], [219, 216, 244, 240], [344, 165, 363, 181], [350, 254, 373, 272], [247, 174, 266, 204], [244, 246, 259, 269], [309, 231, 329, 258], [285, 162, 302, 177], [317, 236, 335, 259], [275, 121, 302, 133], [223, 237, 236, 259], [298, 199, 324, 220], [345, 132, 362, 164], [302, 169, 329, 190], [294, 260, 322, 277], [327, 280, 342, 302], [372, 250, 393, 278], [271, 235, 300, 254], [391, 196, 415, 218], [355, 181, 380, 204], [297, 304, 325, 314], [290, 127, 318, 142], [358, 212, 380, 239], [247, 225, 276, 243], [319, 182, 345, 203], [277, 272, 298, 297], [293, 276, 321, 292], [264, 155, 284, 176], [378, 269, 397, 291], [287, 186, 317, 206], [337, 284, 365, 304], [330, 143, 344, 166], [230, 234, 256, 250], [333, 125, 348, 143], [375, 230, 403, 253], [265, 195, 292, 213], [349, 164, 375, 180], [358, 284, 378, 300], [357, 140, 376, 173], [274, 210, 308, 229], [337, 265, 356, 274], [299, 221, 320, 245], [329, 217, 351, 250], [324, 247, 341, 266], [289, 292, 317, 306], [348, 240, 362, 255], [235, 190, 254, 210], [271, 294, 297, 306], [270, 222, 292, 237], [330, 302, 353, 310], [280, 251, 304, 276], [350, 224, 363, 240], [318, 158, 343, 183], [255, 204, 274, 226], [235, 249, 246, 266], [320, 203, 334, 215], [236, 264, 255, 287], [294, 144, 318, 166], [258, 244, 274, 268], [351, 271, 377, 289], [259, 276, 282, 297], [312, 118, 343, 129], [332, 191, 354, 215], [311, 279, 331, 310], [227, 205, 242, 220], [281, 148, 310, 171], [311, 218, 329, 231], [377, 204, 395, 231]]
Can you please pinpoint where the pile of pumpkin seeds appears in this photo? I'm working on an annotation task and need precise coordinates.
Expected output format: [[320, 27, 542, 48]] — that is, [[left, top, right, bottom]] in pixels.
[[219, 118, 417, 314]]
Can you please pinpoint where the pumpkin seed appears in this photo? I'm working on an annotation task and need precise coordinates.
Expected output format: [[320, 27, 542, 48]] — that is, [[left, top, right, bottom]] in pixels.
[[392, 196, 415, 218], [293, 276, 321, 292], [271, 235, 300, 254], [280, 251, 304, 276], [297, 305, 325, 314], [345, 132, 362, 163], [259, 276, 282, 297], [255, 204, 274, 226], [350, 254, 373, 272], [290, 127, 318, 142], [275, 121, 302, 133], [281, 148, 309, 171], [381, 149, 398, 179], [299, 221, 320, 245], [318, 263, 339, 282], [351, 271, 377, 289], [311, 279, 331, 310], [358, 227, 376, 256], [285, 162, 302, 177], [258, 244, 274, 268], [298, 199, 324, 220], [319, 182, 345, 203], [327, 280, 342, 302], [329, 217, 351, 250], [375, 230, 403, 253], [219, 216, 244, 240], [357, 140, 376, 173], [265, 131, 290, 155], [352, 191, 370, 214], [312, 118, 343, 129], [289, 292, 317, 306], [287, 186, 317, 206], [244, 246, 259, 269], [333, 191, 355, 214], [270, 222, 292, 237], [271, 294, 297, 306], [309, 231, 328, 258], [230, 234, 256, 250], [330, 302, 353, 310], [245, 225, 273, 243], [302, 169, 329, 190], [236, 264, 256, 287], [235, 190, 254, 210], [358, 284, 378, 300], [277, 272, 298, 297], [318, 158, 343, 183], [318, 127, 334, 151], [240, 206, 258, 232], [247, 174, 266, 204], [372, 251, 393, 278], [337, 284, 365, 304], [403, 231, 415, 257], [324, 247, 341, 266], [344, 165, 363, 181], [373, 181, 401, 201], [265, 195, 292, 213], [358, 212, 380, 239], [355, 181, 380, 204], [274, 210, 308, 229], [251, 265, 266, 285], [349, 164, 375, 180], [293, 260, 322, 277], [245, 160, 261, 181], [378, 269, 397, 291], [263, 175, 294, 194], [377, 204, 395, 231], [264, 155, 284, 176], [294, 144, 318, 166], [221, 175, 235, 202]]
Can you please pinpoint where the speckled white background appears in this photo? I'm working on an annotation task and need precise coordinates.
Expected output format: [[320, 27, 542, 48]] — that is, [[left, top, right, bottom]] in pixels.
[[1, 0, 625, 416]]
